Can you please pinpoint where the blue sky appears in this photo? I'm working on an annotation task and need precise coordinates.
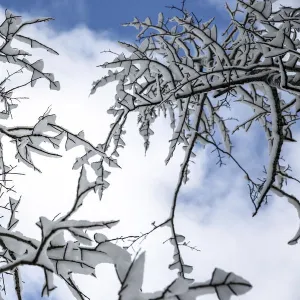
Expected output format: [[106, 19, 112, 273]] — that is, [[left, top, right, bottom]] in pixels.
[[1, 0, 229, 40], [1, 0, 300, 299]]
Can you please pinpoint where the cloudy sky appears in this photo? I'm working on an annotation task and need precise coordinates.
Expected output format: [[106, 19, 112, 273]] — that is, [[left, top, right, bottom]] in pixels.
[[0, 0, 300, 299]]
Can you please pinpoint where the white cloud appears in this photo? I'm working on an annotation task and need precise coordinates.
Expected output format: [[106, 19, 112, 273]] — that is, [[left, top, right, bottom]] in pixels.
[[0, 5, 300, 300], [273, 0, 300, 9]]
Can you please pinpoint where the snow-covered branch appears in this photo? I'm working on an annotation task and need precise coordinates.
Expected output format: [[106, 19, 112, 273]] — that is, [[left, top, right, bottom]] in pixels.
[[2, 0, 300, 298]]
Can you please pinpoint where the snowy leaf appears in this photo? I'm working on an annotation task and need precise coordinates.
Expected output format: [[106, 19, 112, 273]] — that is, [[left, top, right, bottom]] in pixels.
[[158, 12, 164, 27], [189, 268, 252, 300], [68, 228, 92, 245], [7, 196, 20, 230], [15, 34, 59, 54], [168, 277, 189, 295], [118, 252, 145, 300], [144, 17, 151, 25], [264, 48, 288, 58], [41, 270, 57, 297]]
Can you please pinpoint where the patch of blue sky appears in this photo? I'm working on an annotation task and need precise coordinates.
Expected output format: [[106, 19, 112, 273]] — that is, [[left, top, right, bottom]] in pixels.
[[0, 0, 229, 41]]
